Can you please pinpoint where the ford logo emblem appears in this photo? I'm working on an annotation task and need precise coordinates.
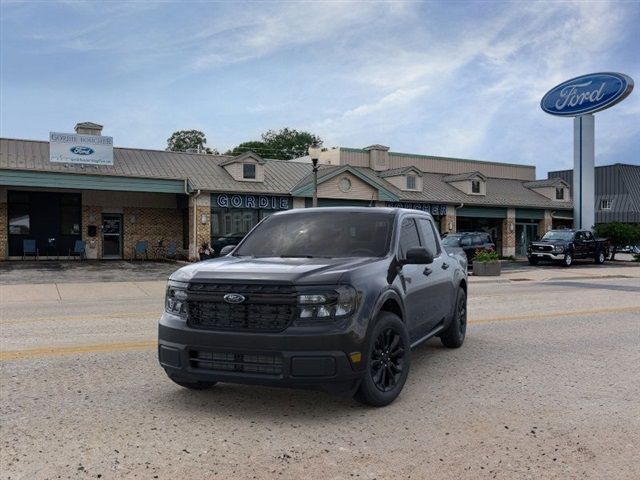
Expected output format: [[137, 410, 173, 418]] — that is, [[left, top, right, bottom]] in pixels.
[[541, 72, 634, 117], [223, 293, 246, 304], [70, 146, 95, 155]]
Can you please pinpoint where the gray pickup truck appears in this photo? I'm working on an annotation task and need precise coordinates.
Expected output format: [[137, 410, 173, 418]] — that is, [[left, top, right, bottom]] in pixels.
[[159, 207, 468, 406], [527, 229, 609, 267]]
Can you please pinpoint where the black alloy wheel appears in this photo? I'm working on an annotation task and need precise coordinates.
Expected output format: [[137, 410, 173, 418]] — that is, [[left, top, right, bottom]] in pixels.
[[371, 328, 406, 393], [440, 288, 467, 348], [563, 253, 573, 267], [354, 312, 410, 407]]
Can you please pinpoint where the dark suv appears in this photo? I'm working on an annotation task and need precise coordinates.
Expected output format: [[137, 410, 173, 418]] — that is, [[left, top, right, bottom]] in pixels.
[[441, 232, 495, 263], [158, 208, 467, 406]]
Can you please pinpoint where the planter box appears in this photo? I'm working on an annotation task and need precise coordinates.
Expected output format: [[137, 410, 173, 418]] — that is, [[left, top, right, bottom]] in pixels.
[[473, 261, 501, 276]]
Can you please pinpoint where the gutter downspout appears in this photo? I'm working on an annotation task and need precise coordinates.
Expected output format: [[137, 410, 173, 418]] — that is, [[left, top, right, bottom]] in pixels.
[[192, 189, 201, 260]]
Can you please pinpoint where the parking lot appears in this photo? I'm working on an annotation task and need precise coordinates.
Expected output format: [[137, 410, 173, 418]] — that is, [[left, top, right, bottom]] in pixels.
[[1, 262, 639, 479]]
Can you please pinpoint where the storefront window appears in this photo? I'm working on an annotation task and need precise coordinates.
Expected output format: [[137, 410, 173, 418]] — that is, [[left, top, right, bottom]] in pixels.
[[60, 195, 81, 235], [9, 204, 30, 234]]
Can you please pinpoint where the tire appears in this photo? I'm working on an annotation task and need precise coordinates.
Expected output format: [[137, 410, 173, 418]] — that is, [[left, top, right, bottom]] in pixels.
[[528, 256, 539, 266], [355, 312, 410, 407], [440, 288, 467, 348], [595, 250, 606, 264], [168, 374, 216, 390], [562, 253, 573, 267]]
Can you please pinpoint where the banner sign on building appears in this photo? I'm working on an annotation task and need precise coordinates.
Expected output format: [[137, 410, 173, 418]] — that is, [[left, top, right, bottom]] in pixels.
[[540, 72, 634, 117], [386, 202, 447, 216], [49, 132, 114, 165], [213, 193, 290, 210]]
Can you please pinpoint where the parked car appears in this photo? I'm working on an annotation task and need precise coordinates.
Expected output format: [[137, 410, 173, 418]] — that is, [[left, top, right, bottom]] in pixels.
[[441, 231, 495, 264], [212, 232, 245, 256], [159, 207, 468, 406], [527, 229, 609, 267]]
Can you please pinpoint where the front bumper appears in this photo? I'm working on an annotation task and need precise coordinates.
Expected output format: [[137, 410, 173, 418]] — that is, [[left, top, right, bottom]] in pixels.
[[158, 312, 365, 395], [528, 252, 566, 261]]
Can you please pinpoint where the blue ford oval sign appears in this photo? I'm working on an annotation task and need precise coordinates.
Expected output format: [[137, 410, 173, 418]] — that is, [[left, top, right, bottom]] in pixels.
[[70, 146, 95, 155], [541, 72, 633, 117]]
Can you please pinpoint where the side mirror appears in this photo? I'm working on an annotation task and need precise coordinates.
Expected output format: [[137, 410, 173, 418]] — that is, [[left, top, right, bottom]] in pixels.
[[401, 247, 434, 265], [219, 245, 237, 256]]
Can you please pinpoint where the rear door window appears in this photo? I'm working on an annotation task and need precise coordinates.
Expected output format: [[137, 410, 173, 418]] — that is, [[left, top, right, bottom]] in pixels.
[[417, 218, 441, 255]]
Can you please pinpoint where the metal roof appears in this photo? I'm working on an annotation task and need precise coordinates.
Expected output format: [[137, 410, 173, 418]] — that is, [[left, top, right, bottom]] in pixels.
[[443, 171, 487, 182], [523, 178, 567, 188], [378, 166, 423, 178], [0, 138, 311, 194], [1, 137, 572, 209]]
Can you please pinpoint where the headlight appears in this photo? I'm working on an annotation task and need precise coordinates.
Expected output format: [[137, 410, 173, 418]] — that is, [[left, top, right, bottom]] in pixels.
[[555, 245, 565, 252], [296, 286, 357, 323], [165, 280, 188, 318]]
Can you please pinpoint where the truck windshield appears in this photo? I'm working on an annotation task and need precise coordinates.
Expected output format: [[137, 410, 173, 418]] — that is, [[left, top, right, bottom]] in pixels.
[[542, 231, 574, 241], [234, 211, 394, 258], [441, 235, 461, 246]]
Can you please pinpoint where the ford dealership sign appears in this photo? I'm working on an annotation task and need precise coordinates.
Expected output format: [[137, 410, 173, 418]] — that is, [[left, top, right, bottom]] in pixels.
[[49, 132, 114, 165], [541, 72, 634, 116]]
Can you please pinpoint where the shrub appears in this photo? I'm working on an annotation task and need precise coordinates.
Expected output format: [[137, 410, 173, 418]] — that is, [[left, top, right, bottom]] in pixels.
[[474, 250, 500, 263]]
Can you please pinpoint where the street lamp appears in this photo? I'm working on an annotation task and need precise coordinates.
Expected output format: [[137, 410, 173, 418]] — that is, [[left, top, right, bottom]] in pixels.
[[308, 144, 322, 208]]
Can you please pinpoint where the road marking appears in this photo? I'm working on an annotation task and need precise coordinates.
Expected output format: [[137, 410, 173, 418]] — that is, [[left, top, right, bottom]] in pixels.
[[469, 305, 640, 325], [0, 311, 160, 325], [0, 340, 157, 361], [2, 306, 639, 361]]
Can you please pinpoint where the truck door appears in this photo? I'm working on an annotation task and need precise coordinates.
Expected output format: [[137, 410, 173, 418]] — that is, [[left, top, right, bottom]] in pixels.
[[396, 217, 431, 342], [416, 218, 452, 333], [574, 231, 586, 258], [583, 231, 595, 257]]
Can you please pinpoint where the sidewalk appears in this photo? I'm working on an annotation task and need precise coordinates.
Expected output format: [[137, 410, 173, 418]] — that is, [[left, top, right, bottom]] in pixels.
[[470, 261, 640, 284], [0, 280, 166, 305]]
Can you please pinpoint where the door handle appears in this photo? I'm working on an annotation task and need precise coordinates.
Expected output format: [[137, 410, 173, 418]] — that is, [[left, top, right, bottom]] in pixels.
[[442, 262, 449, 270], [423, 267, 432, 276]]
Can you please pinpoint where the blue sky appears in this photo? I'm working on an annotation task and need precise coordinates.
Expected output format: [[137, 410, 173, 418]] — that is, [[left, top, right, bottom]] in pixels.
[[1, 0, 638, 177]]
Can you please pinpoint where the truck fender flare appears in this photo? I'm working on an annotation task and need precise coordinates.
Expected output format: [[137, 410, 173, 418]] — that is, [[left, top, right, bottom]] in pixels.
[[371, 288, 406, 324]]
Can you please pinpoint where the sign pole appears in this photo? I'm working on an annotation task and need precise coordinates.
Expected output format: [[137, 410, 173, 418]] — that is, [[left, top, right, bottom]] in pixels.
[[572, 114, 595, 230]]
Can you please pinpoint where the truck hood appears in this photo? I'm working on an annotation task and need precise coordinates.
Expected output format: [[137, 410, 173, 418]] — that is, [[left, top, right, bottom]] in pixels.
[[170, 256, 383, 284], [531, 239, 569, 246]]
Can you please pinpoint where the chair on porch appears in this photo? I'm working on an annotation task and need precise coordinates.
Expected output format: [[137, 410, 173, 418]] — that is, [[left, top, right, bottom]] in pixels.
[[22, 239, 39, 260], [133, 240, 149, 260], [68, 240, 86, 260], [165, 241, 178, 260]]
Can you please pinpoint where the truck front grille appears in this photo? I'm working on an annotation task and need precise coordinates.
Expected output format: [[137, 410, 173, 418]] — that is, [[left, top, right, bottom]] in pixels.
[[533, 244, 553, 252], [189, 350, 283, 376], [186, 283, 296, 332], [187, 302, 295, 331]]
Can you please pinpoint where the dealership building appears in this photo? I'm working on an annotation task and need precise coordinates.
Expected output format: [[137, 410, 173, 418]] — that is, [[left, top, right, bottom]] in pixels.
[[0, 122, 574, 261]]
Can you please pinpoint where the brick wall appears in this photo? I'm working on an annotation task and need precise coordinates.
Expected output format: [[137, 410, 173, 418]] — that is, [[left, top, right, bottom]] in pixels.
[[188, 194, 211, 260], [501, 208, 516, 257], [122, 207, 183, 260]]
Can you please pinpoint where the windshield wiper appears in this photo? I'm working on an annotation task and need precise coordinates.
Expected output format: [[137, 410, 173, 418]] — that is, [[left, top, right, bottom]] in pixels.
[[280, 254, 314, 258]]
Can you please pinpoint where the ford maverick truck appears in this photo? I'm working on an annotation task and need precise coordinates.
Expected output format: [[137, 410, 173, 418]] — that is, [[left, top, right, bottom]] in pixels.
[[527, 229, 609, 267], [159, 207, 468, 406]]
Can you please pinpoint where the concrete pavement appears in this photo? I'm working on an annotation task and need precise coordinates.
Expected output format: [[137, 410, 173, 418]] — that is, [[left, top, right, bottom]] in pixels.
[[1, 264, 639, 479]]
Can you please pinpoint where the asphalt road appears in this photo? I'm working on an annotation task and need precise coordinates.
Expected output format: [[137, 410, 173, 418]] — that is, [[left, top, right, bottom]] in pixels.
[[1, 272, 639, 479]]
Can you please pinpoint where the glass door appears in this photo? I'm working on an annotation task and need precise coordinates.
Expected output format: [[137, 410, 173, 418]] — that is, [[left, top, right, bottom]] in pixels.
[[102, 214, 122, 259], [516, 223, 539, 257]]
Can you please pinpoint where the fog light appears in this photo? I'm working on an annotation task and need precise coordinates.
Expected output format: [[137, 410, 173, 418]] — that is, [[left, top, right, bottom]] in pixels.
[[349, 352, 362, 364]]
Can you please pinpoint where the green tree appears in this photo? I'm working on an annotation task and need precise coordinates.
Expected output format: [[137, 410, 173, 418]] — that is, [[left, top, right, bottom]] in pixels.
[[226, 128, 323, 160], [260, 128, 322, 160], [593, 222, 640, 260], [167, 130, 217, 154], [225, 141, 269, 157]]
